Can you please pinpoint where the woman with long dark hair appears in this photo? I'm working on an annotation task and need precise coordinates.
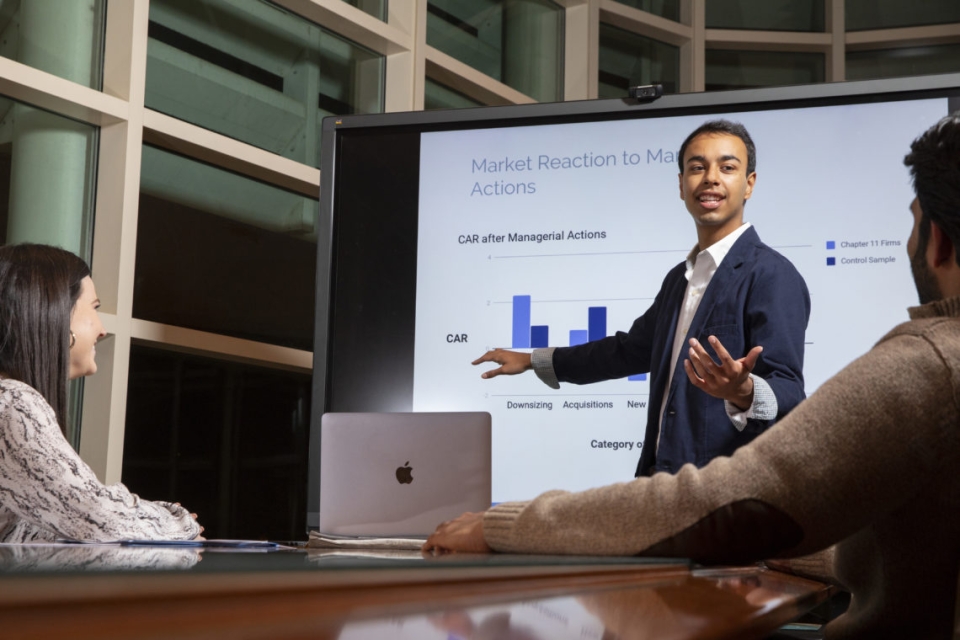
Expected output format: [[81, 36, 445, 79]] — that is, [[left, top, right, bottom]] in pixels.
[[0, 244, 201, 542]]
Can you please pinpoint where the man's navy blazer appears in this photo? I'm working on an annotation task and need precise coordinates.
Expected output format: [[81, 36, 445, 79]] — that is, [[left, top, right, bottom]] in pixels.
[[551, 226, 810, 476]]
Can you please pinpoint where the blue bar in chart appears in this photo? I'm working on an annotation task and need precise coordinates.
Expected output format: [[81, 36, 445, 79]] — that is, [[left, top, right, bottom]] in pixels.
[[569, 329, 588, 346], [628, 373, 648, 381], [531, 325, 549, 348], [588, 307, 607, 342], [512, 295, 531, 348]]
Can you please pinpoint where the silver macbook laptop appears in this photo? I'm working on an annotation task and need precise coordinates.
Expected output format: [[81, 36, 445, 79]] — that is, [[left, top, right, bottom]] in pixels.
[[318, 411, 492, 538]]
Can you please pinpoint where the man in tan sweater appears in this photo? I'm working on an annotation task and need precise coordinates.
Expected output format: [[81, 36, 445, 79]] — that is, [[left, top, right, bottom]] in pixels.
[[424, 114, 960, 640]]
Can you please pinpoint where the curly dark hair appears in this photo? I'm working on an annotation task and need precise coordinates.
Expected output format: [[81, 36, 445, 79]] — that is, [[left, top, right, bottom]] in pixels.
[[904, 113, 960, 268]]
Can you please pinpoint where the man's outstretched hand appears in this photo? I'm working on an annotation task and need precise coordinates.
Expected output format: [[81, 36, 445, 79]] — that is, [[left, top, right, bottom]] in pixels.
[[472, 349, 533, 379], [684, 336, 762, 410]]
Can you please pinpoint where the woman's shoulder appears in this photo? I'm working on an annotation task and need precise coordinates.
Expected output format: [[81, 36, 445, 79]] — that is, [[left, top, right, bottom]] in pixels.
[[0, 378, 54, 415], [0, 377, 44, 397], [0, 379, 61, 450]]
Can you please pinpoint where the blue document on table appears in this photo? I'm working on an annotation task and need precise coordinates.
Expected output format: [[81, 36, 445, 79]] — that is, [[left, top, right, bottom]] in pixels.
[[56, 538, 283, 549], [119, 539, 282, 549]]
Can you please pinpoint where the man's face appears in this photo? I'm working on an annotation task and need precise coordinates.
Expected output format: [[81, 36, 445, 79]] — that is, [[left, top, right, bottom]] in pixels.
[[907, 197, 943, 305], [678, 132, 756, 232]]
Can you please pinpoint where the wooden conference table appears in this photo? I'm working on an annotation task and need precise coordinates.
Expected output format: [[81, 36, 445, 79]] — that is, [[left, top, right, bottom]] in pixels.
[[0, 543, 832, 639]]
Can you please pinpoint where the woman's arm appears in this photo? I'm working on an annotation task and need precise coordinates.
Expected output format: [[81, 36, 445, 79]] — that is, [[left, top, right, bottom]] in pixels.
[[0, 382, 201, 542]]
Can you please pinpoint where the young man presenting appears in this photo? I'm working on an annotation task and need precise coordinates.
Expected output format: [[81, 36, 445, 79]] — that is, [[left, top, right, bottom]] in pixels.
[[473, 120, 810, 476]]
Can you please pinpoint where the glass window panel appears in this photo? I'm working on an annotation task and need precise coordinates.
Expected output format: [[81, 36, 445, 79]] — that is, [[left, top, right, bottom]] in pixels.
[[609, 0, 679, 22], [846, 0, 960, 31], [0, 0, 106, 89], [427, 0, 564, 103], [123, 345, 311, 540], [424, 78, 484, 109], [706, 0, 823, 32], [847, 44, 960, 81], [705, 49, 824, 91], [0, 101, 98, 258], [598, 23, 679, 99], [340, 0, 387, 21], [134, 145, 317, 352], [145, 0, 384, 169]]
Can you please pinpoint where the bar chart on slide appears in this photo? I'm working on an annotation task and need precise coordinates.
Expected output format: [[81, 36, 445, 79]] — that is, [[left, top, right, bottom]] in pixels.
[[507, 294, 647, 381]]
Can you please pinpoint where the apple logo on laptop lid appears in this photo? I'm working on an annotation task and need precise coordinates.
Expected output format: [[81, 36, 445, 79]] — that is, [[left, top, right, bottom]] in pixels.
[[396, 462, 413, 484]]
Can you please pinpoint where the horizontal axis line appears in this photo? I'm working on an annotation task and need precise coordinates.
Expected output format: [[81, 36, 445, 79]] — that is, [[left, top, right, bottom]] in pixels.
[[490, 394, 650, 397]]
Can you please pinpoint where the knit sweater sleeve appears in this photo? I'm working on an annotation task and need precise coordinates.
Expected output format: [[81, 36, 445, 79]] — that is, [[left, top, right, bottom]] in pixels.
[[483, 325, 959, 561], [0, 381, 200, 543]]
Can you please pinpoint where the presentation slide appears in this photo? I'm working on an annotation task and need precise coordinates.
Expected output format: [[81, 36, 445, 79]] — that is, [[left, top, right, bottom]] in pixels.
[[412, 98, 948, 502]]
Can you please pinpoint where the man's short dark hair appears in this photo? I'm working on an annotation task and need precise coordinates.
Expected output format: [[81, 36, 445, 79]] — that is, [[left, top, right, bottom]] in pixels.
[[904, 113, 960, 267], [678, 120, 757, 175]]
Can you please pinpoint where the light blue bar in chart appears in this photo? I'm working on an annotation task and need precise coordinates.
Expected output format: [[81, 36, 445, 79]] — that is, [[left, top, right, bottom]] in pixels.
[[512, 295, 531, 348]]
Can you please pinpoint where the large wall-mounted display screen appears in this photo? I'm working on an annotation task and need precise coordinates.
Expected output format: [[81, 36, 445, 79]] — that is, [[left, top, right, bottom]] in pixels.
[[309, 74, 960, 525]]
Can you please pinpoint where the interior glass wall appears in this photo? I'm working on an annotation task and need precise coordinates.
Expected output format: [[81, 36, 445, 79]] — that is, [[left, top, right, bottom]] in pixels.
[[847, 45, 960, 81], [608, 0, 678, 22], [427, 0, 564, 102], [0, 100, 98, 259], [705, 50, 824, 91], [424, 78, 483, 109], [598, 23, 679, 99], [705, 0, 824, 32], [145, 0, 384, 169], [846, 0, 960, 31], [134, 145, 317, 352], [0, 0, 106, 90], [123, 345, 311, 541], [340, 0, 387, 21]]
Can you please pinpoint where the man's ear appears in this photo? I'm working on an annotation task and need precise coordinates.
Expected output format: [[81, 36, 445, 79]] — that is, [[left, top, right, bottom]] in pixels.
[[743, 171, 757, 202], [928, 220, 956, 269]]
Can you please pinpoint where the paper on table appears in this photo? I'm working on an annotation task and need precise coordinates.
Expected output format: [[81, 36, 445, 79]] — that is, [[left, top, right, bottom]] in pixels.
[[307, 530, 425, 551]]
